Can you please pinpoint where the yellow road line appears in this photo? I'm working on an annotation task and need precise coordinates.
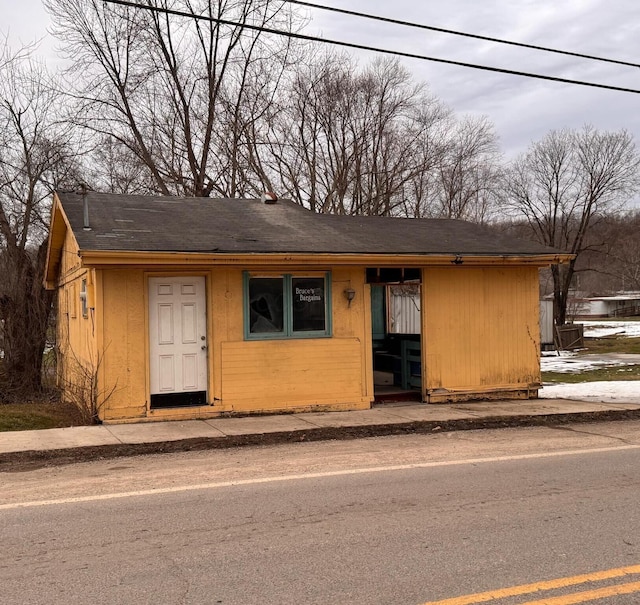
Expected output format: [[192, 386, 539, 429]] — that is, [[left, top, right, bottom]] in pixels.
[[519, 580, 640, 604], [420, 564, 640, 605]]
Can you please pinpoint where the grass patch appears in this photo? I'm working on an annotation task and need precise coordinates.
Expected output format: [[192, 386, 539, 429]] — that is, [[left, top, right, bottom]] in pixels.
[[578, 336, 640, 355], [543, 364, 640, 384], [543, 336, 640, 383], [0, 400, 87, 432]]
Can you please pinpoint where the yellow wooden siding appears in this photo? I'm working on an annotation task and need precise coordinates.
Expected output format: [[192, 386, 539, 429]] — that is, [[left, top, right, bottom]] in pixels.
[[55, 229, 98, 406], [210, 268, 243, 393], [211, 266, 372, 412], [66, 265, 371, 421], [54, 246, 544, 420], [99, 269, 148, 420], [220, 338, 368, 411], [422, 266, 540, 399]]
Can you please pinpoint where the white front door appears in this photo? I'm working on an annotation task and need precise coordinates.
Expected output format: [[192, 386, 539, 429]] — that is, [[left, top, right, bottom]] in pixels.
[[149, 276, 208, 408]]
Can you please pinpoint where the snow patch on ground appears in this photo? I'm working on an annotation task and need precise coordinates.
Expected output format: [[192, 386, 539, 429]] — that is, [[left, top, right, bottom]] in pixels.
[[540, 352, 635, 373], [540, 319, 640, 402], [540, 381, 640, 403], [541, 320, 640, 373], [582, 320, 640, 338]]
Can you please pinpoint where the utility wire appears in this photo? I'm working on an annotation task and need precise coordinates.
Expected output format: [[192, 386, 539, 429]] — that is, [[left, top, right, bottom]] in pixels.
[[285, 0, 640, 70], [103, 0, 640, 94]]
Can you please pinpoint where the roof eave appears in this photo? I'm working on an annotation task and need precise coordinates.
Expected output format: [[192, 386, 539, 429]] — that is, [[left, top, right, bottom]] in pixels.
[[44, 193, 73, 289], [76, 249, 574, 268]]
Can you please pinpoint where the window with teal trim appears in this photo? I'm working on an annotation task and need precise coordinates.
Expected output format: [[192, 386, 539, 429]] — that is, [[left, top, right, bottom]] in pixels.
[[245, 273, 331, 339]]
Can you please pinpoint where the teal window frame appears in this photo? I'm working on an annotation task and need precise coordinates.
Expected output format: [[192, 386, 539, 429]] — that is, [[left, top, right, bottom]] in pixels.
[[243, 272, 332, 340]]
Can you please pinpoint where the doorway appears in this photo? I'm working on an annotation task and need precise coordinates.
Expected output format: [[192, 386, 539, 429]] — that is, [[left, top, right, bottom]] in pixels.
[[368, 268, 422, 403], [148, 276, 208, 408]]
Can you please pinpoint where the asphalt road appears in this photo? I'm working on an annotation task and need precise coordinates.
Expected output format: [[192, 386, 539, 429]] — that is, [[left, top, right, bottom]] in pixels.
[[2, 421, 640, 604]]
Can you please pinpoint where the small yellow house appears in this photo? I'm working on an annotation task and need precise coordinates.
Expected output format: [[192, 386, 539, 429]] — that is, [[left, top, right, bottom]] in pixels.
[[44, 191, 571, 423]]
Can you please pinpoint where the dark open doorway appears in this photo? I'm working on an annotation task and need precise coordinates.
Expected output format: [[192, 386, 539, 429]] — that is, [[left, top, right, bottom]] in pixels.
[[367, 268, 422, 403]]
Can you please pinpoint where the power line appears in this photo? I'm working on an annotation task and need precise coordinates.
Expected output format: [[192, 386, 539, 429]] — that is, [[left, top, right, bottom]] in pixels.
[[285, 0, 640, 70], [102, 0, 640, 94]]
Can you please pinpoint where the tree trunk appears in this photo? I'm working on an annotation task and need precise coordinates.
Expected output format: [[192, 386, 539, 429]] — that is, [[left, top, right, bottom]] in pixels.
[[551, 259, 576, 327], [0, 242, 53, 401]]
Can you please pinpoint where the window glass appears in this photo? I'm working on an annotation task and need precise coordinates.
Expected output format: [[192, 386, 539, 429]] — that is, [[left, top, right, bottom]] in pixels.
[[248, 277, 284, 333], [80, 279, 88, 318], [292, 277, 326, 332]]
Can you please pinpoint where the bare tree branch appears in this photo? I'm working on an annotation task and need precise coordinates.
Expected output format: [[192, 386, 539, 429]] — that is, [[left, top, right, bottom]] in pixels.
[[503, 126, 640, 325]]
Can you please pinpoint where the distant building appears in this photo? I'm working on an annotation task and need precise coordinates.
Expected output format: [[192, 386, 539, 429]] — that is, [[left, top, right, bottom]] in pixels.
[[571, 293, 640, 319]]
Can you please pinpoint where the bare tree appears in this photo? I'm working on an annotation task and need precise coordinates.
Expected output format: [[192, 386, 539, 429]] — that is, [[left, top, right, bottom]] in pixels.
[[616, 230, 640, 292], [45, 0, 302, 197], [256, 52, 504, 220], [576, 209, 640, 294], [0, 42, 80, 399], [504, 126, 640, 326], [45, 2, 504, 218], [433, 115, 503, 223], [87, 135, 158, 194], [261, 53, 451, 215]]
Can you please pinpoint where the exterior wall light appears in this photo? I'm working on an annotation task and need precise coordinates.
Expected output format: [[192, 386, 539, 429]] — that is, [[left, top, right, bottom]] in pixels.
[[344, 288, 356, 307]]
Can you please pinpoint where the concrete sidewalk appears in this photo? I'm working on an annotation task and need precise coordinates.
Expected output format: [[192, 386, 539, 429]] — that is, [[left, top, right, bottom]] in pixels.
[[3, 397, 640, 468]]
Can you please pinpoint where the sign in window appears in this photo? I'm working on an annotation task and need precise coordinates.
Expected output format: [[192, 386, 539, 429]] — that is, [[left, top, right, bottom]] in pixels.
[[292, 277, 326, 332]]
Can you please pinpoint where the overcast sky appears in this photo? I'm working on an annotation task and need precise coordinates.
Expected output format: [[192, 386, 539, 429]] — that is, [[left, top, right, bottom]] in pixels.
[[2, 0, 639, 158]]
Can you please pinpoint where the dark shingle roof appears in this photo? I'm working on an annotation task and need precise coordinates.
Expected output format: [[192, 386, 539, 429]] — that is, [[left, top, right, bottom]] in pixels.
[[56, 191, 561, 257]]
